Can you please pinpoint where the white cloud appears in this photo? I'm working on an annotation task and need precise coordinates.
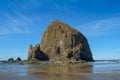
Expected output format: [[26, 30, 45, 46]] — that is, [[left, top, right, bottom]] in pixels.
[[77, 17, 120, 36]]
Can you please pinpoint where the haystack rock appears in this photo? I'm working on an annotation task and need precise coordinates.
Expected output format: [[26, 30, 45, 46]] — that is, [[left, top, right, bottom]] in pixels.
[[28, 20, 94, 61]]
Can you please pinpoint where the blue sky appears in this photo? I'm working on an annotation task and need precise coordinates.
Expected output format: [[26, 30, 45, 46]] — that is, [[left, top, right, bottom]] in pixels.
[[0, 0, 120, 60]]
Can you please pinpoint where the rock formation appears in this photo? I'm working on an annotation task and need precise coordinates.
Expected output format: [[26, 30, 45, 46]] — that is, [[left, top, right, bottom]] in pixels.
[[28, 20, 94, 62], [8, 58, 14, 63], [28, 44, 49, 61], [16, 57, 22, 62]]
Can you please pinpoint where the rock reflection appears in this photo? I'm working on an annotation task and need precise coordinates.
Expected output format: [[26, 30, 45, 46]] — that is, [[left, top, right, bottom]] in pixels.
[[27, 63, 93, 80]]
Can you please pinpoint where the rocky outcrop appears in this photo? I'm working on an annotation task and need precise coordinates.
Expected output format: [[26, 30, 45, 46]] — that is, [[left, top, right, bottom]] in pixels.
[[8, 58, 15, 63], [28, 20, 94, 62], [16, 57, 22, 62], [28, 44, 49, 61]]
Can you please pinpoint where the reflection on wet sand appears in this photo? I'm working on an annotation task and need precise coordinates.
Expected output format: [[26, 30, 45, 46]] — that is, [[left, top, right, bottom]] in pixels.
[[26, 63, 120, 80], [1, 62, 120, 80], [27, 64, 93, 80]]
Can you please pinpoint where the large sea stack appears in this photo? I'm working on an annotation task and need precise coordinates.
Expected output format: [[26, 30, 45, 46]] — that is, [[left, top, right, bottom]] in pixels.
[[28, 20, 94, 62]]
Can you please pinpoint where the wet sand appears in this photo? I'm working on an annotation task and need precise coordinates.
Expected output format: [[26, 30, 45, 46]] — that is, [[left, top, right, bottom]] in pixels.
[[0, 71, 120, 80], [0, 62, 120, 80]]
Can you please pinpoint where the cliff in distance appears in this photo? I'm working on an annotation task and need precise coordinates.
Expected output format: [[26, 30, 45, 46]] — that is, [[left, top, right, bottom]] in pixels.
[[28, 20, 94, 62]]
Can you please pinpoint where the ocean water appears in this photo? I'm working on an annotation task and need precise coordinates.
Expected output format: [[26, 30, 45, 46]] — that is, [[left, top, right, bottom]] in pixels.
[[0, 61, 120, 80]]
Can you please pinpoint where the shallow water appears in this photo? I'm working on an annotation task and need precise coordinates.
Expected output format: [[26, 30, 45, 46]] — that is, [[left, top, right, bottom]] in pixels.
[[0, 61, 120, 80]]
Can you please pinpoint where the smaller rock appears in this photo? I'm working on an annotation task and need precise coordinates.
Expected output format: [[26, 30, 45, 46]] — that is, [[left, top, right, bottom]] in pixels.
[[8, 58, 14, 63], [16, 57, 22, 62], [28, 44, 49, 61]]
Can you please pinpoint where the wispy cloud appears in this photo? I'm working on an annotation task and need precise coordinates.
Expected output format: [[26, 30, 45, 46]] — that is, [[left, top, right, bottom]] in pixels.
[[7, 4, 32, 24], [0, 2, 32, 35], [12, 26, 30, 34], [0, 26, 30, 35], [77, 17, 120, 36], [4, 11, 19, 24], [0, 12, 31, 35]]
